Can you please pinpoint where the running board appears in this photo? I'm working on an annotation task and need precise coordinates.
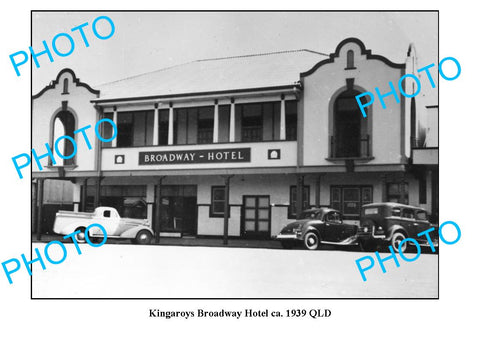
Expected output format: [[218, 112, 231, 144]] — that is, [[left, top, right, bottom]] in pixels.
[[322, 236, 358, 245]]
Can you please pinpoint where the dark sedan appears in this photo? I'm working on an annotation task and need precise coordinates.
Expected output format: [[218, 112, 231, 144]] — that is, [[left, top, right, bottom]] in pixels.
[[276, 208, 358, 250], [357, 202, 439, 252]]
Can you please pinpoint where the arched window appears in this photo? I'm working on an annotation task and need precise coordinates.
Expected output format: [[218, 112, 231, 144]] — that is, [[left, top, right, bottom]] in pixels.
[[62, 78, 69, 94], [52, 111, 76, 165], [332, 90, 369, 158], [346, 50, 354, 69]]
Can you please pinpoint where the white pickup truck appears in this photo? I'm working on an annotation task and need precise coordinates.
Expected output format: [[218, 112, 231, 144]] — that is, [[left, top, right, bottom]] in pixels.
[[53, 206, 154, 244]]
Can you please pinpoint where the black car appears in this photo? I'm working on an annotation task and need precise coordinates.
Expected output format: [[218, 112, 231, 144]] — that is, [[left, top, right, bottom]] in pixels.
[[276, 208, 358, 250], [357, 202, 438, 252]]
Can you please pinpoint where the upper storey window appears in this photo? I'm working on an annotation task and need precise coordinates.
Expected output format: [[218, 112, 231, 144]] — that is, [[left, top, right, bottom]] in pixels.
[[174, 106, 214, 145], [62, 78, 69, 94], [111, 100, 298, 147], [346, 50, 355, 69], [240, 103, 264, 142], [331, 90, 370, 158], [236, 101, 297, 142], [117, 111, 154, 147], [52, 111, 76, 165]]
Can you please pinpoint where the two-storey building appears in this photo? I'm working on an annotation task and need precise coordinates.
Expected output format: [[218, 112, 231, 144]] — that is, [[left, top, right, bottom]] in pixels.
[[32, 37, 439, 240]]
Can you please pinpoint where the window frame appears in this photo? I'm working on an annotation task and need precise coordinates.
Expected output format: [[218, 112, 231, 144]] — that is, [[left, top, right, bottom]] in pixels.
[[240, 102, 264, 142], [387, 182, 409, 204], [345, 49, 356, 70], [62, 78, 69, 94], [288, 185, 310, 219], [401, 208, 415, 219], [416, 210, 428, 221], [197, 107, 214, 144], [116, 110, 155, 147], [210, 186, 230, 218], [330, 185, 373, 219]]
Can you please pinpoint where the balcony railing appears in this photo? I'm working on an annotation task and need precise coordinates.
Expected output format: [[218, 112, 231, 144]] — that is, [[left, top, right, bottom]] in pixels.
[[241, 127, 262, 142], [329, 134, 371, 158], [197, 129, 213, 144]]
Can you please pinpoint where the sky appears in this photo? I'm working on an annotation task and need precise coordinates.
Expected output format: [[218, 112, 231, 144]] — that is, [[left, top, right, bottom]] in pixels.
[[31, 11, 438, 102]]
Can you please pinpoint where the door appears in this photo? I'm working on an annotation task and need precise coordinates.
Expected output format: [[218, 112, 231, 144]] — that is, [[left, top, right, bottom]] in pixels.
[[158, 185, 197, 235], [414, 209, 432, 241], [323, 211, 344, 242], [242, 196, 270, 239], [97, 208, 120, 236], [399, 208, 417, 238]]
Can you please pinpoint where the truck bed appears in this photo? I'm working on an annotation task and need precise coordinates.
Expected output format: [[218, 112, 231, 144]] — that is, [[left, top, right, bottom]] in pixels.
[[56, 210, 94, 218]]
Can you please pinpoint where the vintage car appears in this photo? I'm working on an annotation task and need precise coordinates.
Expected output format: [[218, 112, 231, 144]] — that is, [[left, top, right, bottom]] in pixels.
[[53, 206, 154, 244], [356, 202, 439, 252], [276, 208, 358, 250]]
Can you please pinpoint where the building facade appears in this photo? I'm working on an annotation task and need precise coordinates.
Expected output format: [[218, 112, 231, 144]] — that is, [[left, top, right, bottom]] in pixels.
[[31, 37, 439, 240]]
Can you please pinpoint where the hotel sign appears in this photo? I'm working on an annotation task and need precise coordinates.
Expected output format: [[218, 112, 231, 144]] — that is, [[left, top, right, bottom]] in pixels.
[[139, 148, 251, 165]]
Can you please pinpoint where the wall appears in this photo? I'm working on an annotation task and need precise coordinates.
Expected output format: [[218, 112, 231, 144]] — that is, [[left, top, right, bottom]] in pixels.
[[301, 40, 405, 166], [32, 70, 99, 174], [101, 140, 297, 171]]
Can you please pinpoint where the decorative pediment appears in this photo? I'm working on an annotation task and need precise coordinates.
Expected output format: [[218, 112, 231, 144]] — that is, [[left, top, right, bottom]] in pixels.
[[32, 68, 100, 99]]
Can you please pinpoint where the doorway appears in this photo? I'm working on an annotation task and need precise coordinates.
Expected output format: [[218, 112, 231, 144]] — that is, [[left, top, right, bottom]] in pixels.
[[158, 185, 197, 236], [241, 195, 271, 239]]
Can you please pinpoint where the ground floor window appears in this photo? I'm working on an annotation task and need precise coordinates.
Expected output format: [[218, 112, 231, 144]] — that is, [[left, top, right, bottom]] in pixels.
[[86, 185, 148, 218], [210, 186, 229, 217], [330, 185, 373, 219], [289, 185, 310, 219], [387, 182, 409, 204]]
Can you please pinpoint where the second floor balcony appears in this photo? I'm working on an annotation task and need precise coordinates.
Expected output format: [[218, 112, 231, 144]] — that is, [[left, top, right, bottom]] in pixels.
[[102, 100, 298, 149], [328, 134, 371, 159]]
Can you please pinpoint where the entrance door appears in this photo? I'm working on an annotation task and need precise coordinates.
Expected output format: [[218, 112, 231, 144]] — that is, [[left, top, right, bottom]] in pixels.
[[242, 195, 271, 239], [158, 185, 197, 236]]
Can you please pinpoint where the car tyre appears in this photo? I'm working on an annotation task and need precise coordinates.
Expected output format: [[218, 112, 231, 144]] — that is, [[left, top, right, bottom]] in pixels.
[[304, 231, 320, 250], [86, 229, 103, 244], [135, 230, 153, 245], [281, 241, 294, 249], [74, 227, 86, 243], [391, 232, 408, 253]]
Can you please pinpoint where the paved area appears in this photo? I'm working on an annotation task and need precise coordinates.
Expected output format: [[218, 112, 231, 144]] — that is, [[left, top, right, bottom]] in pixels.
[[31, 242, 438, 298]]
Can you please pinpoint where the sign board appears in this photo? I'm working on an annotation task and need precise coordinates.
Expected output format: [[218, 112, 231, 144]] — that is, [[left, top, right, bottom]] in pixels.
[[139, 148, 251, 165]]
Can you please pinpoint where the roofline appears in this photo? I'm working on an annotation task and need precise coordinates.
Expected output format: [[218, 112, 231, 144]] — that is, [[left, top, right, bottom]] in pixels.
[[96, 49, 328, 88], [363, 202, 424, 209], [32, 68, 100, 100], [195, 48, 328, 62], [301, 37, 406, 77], [91, 84, 302, 104]]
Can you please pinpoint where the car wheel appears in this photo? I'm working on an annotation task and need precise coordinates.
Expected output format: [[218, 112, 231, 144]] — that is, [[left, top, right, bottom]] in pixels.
[[86, 229, 103, 244], [135, 230, 153, 245], [391, 232, 408, 253], [74, 227, 86, 243], [281, 241, 294, 249], [304, 232, 320, 250], [360, 239, 376, 252]]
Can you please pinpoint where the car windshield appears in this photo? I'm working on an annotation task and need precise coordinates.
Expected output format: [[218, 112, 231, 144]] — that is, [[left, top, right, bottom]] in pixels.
[[298, 211, 320, 220]]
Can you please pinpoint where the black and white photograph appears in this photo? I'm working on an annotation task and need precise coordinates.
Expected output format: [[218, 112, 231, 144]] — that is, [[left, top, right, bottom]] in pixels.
[[29, 11, 439, 298], [0, 2, 478, 339]]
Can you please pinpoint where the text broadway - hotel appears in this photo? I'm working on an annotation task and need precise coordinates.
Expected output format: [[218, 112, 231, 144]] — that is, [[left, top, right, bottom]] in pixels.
[[31, 37, 438, 241]]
